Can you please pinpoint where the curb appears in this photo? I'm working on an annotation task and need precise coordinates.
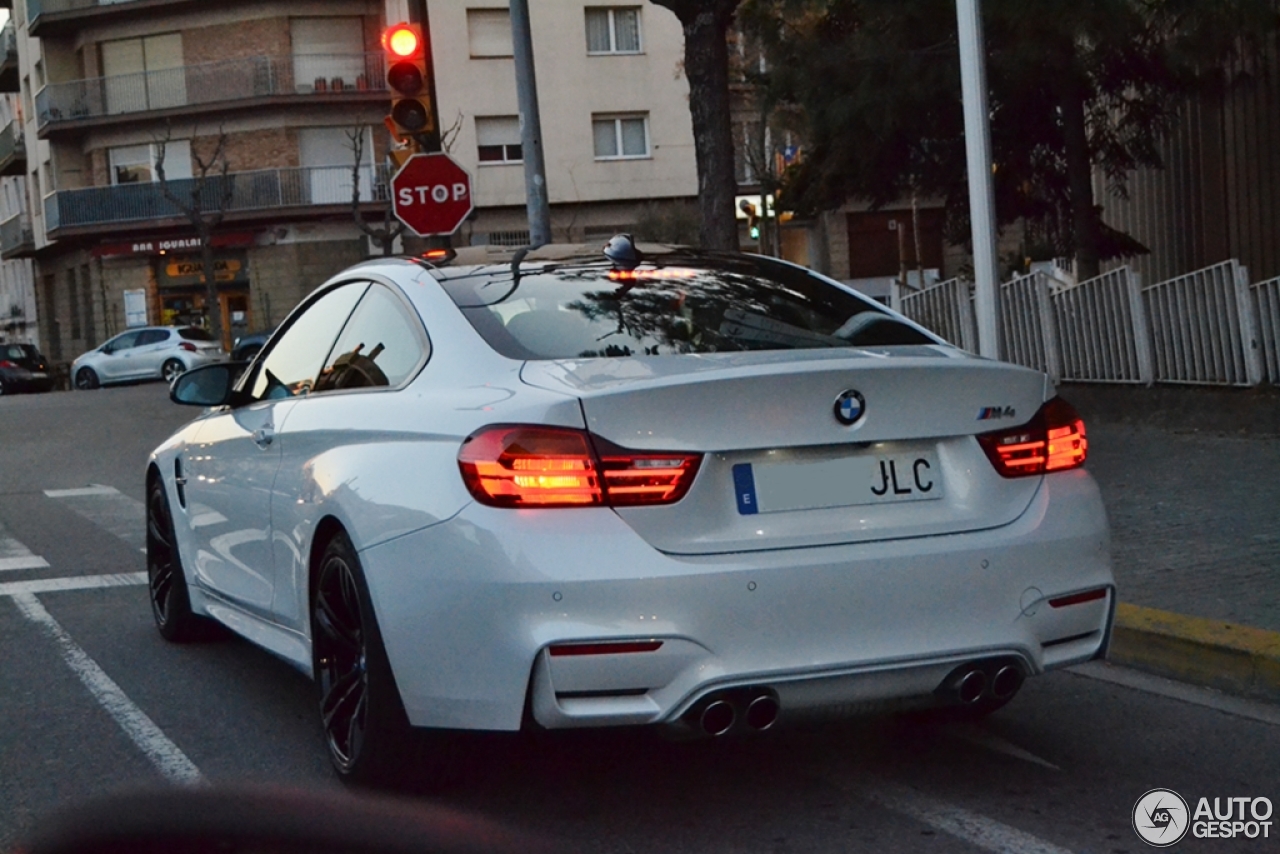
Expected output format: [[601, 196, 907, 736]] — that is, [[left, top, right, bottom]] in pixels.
[[1109, 603, 1280, 704]]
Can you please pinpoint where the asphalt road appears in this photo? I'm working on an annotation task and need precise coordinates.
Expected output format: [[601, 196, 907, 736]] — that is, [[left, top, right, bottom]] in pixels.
[[1, 383, 1278, 853]]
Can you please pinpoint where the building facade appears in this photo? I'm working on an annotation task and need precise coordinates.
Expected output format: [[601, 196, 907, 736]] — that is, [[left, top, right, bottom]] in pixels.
[[7, 0, 698, 361]]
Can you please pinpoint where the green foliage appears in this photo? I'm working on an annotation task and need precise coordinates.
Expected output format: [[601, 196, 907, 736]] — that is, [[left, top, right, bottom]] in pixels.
[[741, 0, 1280, 258]]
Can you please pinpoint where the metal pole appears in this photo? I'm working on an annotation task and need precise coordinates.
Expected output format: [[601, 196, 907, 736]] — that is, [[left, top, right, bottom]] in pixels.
[[509, 0, 552, 246], [407, 0, 443, 153], [956, 0, 1001, 359]]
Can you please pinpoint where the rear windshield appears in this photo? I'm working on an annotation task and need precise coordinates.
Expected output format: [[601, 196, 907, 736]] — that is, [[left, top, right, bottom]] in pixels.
[[178, 327, 217, 342], [439, 256, 934, 360], [1, 344, 36, 360]]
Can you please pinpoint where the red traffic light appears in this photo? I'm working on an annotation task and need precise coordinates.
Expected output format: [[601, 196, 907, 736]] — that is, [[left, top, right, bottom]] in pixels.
[[384, 24, 421, 58]]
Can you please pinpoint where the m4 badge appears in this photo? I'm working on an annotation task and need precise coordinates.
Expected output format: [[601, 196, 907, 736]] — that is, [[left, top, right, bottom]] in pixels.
[[977, 406, 1017, 420]]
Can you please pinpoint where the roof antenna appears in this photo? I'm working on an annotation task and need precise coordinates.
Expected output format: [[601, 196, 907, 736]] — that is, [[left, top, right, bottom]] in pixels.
[[603, 233, 643, 270]]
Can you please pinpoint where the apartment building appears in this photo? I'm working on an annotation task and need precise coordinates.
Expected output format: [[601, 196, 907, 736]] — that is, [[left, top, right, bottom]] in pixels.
[[6, 0, 697, 360]]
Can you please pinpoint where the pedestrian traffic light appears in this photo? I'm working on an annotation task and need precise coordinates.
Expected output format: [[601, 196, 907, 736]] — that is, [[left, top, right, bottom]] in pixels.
[[739, 199, 760, 241], [383, 23, 434, 141]]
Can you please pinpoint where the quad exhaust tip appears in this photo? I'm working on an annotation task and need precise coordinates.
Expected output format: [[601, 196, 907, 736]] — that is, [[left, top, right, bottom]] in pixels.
[[745, 694, 780, 731], [956, 669, 987, 704], [991, 664, 1024, 700], [699, 700, 736, 737]]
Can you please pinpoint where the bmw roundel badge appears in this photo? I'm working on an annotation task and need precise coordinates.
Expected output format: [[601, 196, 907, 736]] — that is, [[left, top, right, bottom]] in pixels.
[[833, 390, 866, 425]]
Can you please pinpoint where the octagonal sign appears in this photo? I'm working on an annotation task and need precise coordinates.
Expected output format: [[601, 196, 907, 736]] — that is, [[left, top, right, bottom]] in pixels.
[[390, 153, 474, 237]]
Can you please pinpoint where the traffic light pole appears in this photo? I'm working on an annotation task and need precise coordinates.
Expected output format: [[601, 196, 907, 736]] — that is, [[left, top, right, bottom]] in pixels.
[[509, 0, 552, 247], [406, 0, 443, 153]]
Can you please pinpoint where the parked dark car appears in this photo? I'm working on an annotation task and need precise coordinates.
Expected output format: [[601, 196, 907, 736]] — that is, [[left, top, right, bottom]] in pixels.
[[231, 327, 276, 362], [0, 343, 54, 395]]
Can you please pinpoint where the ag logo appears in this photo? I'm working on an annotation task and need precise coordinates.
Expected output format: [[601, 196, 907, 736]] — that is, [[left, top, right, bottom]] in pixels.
[[1133, 788, 1190, 847]]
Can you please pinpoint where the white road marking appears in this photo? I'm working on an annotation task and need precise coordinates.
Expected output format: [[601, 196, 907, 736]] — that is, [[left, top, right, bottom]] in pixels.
[[947, 723, 1061, 771], [11, 592, 203, 784], [43, 485, 122, 498], [0, 572, 146, 597], [45, 486, 146, 551], [0, 533, 50, 572], [1069, 661, 1280, 727], [847, 778, 1075, 854], [0, 555, 50, 571]]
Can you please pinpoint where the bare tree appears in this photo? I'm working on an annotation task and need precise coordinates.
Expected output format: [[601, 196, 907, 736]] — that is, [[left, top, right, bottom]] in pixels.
[[156, 126, 234, 347], [347, 128, 405, 257], [650, 0, 742, 250]]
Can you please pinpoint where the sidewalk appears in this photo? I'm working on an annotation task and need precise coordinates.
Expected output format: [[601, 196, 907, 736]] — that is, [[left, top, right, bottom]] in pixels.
[[1066, 384, 1280, 702]]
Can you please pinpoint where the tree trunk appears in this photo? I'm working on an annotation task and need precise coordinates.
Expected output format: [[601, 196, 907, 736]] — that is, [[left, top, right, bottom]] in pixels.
[[652, 1, 740, 250], [1056, 66, 1100, 281], [200, 230, 223, 347]]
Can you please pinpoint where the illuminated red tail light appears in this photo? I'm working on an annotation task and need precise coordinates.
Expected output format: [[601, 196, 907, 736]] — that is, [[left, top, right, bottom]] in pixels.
[[179, 342, 198, 352], [977, 397, 1087, 478], [458, 426, 701, 508], [0, 360, 16, 368]]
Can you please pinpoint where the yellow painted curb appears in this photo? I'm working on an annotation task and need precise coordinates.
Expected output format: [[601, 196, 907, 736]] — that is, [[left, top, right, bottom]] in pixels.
[[1110, 603, 1280, 703]]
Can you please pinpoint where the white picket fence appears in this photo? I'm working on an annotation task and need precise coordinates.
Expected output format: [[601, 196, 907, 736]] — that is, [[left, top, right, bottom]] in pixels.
[[893, 260, 1277, 387]]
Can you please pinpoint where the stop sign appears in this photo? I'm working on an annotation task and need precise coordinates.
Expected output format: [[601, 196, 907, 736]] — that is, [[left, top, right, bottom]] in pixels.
[[390, 153, 474, 237]]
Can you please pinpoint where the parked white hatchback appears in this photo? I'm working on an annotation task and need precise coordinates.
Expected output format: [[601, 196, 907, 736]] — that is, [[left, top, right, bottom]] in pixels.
[[149, 238, 1113, 784], [73, 326, 225, 389]]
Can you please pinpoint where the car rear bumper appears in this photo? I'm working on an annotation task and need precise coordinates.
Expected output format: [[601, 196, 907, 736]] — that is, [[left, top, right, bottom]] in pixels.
[[0, 369, 54, 392], [360, 468, 1112, 732]]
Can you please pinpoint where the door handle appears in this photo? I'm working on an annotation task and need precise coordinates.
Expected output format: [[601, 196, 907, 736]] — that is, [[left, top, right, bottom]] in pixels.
[[252, 426, 274, 448]]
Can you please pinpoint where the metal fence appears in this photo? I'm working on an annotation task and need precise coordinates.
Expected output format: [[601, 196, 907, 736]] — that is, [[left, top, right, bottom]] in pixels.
[[895, 277, 976, 352], [1053, 267, 1153, 384], [45, 165, 391, 232], [0, 214, 33, 256], [36, 53, 387, 127], [894, 260, 1276, 387]]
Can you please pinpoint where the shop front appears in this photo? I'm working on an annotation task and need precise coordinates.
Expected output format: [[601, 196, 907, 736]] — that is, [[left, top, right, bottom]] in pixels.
[[156, 251, 252, 350]]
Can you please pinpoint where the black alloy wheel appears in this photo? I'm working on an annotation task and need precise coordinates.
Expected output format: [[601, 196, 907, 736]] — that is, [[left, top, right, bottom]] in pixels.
[[311, 533, 412, 785], [74, 367, 99, 390], [146, 477, 219, 642]]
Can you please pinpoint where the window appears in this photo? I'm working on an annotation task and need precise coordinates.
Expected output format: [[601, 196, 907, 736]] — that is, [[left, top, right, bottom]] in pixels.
[[592, 114, 649, 159], [467, 9, 513, 58], [291, 17, 366, 92], [313, 284, 428, 393], [101, 33, 185, 113], [250, 282, 367, 401], [476, 116, 521, 164], [136, 329, 169, 346], [108, 141, 192, 185], [585, 7, 641, 54]]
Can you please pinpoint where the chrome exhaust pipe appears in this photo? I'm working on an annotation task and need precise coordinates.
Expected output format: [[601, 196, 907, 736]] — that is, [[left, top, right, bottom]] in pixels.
[[745, 694, 780, 731], [955, 669, 986, 704], [991, 664, 1024, 700], [699, 700, 736, 736]]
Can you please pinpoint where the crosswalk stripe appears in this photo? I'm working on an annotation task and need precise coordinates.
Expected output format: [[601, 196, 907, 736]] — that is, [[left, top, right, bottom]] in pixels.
[[0, 533, 49, 572], [45, 485, 146, 551], [0, 572, 146, 597], [43, 485, 122, 498]]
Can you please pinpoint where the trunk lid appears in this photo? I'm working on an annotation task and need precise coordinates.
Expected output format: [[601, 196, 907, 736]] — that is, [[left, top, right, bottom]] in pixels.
[[521, 348, 1050, 555]]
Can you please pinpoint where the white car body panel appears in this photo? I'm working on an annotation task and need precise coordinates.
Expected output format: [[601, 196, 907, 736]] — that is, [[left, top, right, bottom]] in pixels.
[[148, 255, 1114, 737]]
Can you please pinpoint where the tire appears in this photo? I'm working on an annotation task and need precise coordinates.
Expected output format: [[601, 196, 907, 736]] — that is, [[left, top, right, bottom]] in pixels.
[[74, 367, 100, 390], [312, 532, 413, 786], [162, 358, 186, 384], [147, 477, 222, 642]]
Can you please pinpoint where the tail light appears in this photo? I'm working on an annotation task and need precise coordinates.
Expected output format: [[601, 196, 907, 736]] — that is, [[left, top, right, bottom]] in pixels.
[[178, 342, 198, 352], [0, 360, 15, 368], [977, 397, 1087, 478], [458, 425, 701, 508]]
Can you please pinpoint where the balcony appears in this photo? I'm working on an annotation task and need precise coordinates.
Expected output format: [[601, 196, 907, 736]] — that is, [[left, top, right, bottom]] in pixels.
[[0, 213, 35, 259], [44, 164, 393, 238], [27, 0, 238, 38], [0, 120, 25, 176], [0, 23, 18, 92], [36, 53, 388, 135]]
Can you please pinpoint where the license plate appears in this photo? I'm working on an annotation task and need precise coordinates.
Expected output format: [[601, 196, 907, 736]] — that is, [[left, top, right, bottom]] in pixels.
[[30, 372, 47, 379], [733, 451, 942, 515]]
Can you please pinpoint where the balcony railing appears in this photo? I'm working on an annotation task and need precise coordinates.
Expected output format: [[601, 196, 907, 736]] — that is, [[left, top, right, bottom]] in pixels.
[[0, 213, 34, 258], [45, 164, 392, 233], [0, 119, 25, 173], [0, 22, 18, 91], [37, 53, 387, 129]]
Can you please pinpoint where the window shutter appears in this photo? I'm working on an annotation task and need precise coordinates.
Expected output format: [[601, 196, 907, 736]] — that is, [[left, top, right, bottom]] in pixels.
[[468, 9, 514, 58]]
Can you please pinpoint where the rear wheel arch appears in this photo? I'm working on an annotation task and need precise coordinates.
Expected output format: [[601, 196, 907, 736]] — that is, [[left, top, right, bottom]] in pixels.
[[308, 516, 350, 612]]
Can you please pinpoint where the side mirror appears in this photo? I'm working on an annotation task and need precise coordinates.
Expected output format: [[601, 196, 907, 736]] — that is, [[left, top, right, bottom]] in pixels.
[[170, 362, 247, 407]]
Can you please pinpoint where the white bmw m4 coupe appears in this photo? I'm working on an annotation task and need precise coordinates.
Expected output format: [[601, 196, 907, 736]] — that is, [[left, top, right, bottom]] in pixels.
[[150, 237, 1113, 783]]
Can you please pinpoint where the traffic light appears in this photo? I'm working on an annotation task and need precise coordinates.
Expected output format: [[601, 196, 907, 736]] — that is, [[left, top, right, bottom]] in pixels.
[[739, 199, 760, 241], [383, 23, 434, 142]]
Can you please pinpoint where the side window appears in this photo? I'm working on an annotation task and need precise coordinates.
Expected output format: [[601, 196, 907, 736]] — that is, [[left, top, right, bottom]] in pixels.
[[249, 282, 368, 402], [313, 284, 428, 394], [106, 331, 142, 352], [136, 329, 168, 346]]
